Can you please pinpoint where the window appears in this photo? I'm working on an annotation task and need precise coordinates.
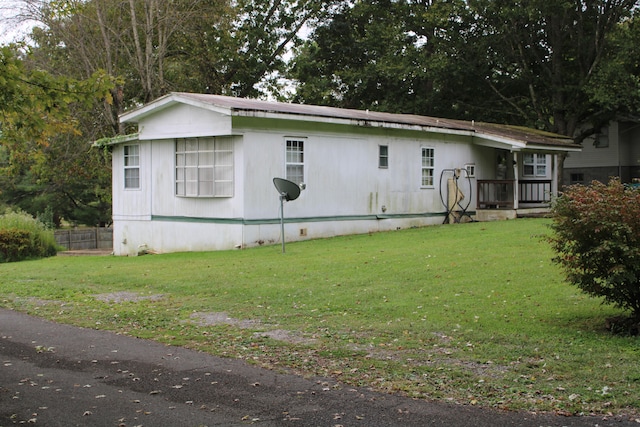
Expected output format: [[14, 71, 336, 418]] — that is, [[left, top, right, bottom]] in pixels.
[[124, 144, 140, 189], [379, 145, 389, 168], [464, 163, 476, 178], [595, 127, 609, 148], [286, 139, 304, 185], [570, 173, 584, 185], [421, 147, 435, 187], [523, 153, 547, 177], [175, 137, 233, 197]]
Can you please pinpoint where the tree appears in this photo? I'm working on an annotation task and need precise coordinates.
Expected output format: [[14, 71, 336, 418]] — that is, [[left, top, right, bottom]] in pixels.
[[549, 179, 640, 328], [460, 0, 639, 139], [21, 0, 228, 134], [291, 0, 640, 134], [290, 0, 464, 114], [20, 0, 333, 110], [169, 0, 335, 99], [584, 15, 640, 121], [0, 44, 114, 226], [2, 0, 331, 224]]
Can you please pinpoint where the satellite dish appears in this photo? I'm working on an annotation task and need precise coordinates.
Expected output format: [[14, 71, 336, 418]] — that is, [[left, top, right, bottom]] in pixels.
[[273, 178, 304, 253], [273, 177, 301, 201]]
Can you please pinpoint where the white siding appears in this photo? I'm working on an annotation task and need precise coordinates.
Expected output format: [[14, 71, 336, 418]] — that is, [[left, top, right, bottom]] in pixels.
[[238, 126, 478, 222], [564, 122, 620, 168], [621, 122, 640, 167], [138, 103, 233, 140], [112, 108, 531, 254], [112, 141, 152, 221]]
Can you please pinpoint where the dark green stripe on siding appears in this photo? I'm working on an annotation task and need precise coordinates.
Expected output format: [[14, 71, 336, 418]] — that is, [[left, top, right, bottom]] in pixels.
[[150, 212, 456, 225]]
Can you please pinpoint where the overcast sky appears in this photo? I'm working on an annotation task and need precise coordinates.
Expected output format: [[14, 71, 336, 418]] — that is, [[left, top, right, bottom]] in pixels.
[[0, 1, 38, 44]]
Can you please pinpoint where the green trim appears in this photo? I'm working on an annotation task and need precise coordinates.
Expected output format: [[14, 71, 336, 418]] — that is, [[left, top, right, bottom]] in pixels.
[[152, 215, 244, 224], [150, 212, 454, 225]]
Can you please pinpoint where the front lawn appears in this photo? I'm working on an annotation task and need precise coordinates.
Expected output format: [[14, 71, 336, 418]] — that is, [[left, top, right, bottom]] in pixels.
[[2, 218, 639, 416]]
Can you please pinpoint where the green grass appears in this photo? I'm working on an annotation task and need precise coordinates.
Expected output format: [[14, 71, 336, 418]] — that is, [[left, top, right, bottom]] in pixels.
[[2, 218, 639, 416]]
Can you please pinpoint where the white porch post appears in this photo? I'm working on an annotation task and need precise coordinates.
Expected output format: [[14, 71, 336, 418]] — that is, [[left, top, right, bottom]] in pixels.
[[512, 151, 519, 210], [551, 153, 558, 198]]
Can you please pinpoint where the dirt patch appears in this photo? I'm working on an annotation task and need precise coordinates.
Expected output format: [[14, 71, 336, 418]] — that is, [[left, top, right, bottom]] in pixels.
[[93, 292, 164, 303], [190, 312, 316, 345], [253, 329, 317, 345], [190, 311, 261, 329]]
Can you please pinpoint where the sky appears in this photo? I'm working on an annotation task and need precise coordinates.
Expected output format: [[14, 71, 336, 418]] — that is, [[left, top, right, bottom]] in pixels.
[[0, 1, 38, 44]]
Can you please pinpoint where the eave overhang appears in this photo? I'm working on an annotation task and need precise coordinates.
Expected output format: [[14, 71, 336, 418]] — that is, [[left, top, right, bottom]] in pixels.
[[117, 92, 582, 153]]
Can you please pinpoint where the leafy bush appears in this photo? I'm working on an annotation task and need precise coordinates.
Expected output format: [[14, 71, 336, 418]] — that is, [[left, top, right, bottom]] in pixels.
[[549, 178, 640, 322], [0, 210, 58, 262]]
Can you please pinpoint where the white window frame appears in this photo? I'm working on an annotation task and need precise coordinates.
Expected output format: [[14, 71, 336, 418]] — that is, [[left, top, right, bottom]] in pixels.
[[285, 138, 305, 185], [175, 137, 234, 198], [523, 153, 547, 177], [379, 145, 389, 168], [464, 163, 476, 178], [421, 147, 435, 187], [123, 144, 140, 189]]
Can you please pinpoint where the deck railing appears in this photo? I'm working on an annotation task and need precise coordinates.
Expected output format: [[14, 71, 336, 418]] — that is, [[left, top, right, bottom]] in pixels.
[[519, 179, 552, 204], [477, 180, 552, 209], [477, 180, 515, 209]]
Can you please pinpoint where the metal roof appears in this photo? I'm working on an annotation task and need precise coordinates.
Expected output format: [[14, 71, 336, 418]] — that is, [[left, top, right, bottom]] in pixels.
[[120, 92, 580, 151]]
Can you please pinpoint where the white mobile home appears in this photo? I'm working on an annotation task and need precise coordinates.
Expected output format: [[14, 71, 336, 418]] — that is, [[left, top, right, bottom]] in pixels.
[[106, 93, 580, 255]]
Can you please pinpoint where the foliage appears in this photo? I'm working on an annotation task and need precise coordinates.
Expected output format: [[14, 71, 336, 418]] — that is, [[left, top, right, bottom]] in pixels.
[[549, 179, 640, 320], [291, 0, 640, 139], [585, 17, 640, 122], [461, 0, 638, 138], [0, 229, 31, 262], [290, 0, 462, 115], [0, 44, 114, 226], [23, 0, 334, 106], [2, 0, 332, 225], [0, 209, 58, 262], [1, 219, 638, 415]]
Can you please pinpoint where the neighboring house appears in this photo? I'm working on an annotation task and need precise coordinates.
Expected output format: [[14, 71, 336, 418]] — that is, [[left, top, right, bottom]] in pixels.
[[104, 93, 580, 255], [563, 119, 640, 185]]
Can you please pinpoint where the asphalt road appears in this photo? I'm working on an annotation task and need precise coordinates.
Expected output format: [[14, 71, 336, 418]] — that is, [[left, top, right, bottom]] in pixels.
[[0, 308, 637, 427]]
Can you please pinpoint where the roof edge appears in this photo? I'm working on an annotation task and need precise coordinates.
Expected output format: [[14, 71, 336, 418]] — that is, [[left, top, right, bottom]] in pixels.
[[93, 133, 139, 147]]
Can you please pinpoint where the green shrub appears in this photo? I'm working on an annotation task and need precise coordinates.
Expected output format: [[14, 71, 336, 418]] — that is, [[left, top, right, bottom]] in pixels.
[[0, 229, 31, 262], [549, 178, 640, 321], [0, 210, 58, 262]]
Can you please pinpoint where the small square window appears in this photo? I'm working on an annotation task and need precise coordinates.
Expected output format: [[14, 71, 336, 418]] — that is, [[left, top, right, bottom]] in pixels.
[[570, 173, 584, 185], [464, 163, 476, 178]]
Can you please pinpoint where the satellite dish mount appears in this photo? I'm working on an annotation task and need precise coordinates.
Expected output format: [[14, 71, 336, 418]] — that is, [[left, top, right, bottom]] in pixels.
[[273, 178, 303, 253]]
